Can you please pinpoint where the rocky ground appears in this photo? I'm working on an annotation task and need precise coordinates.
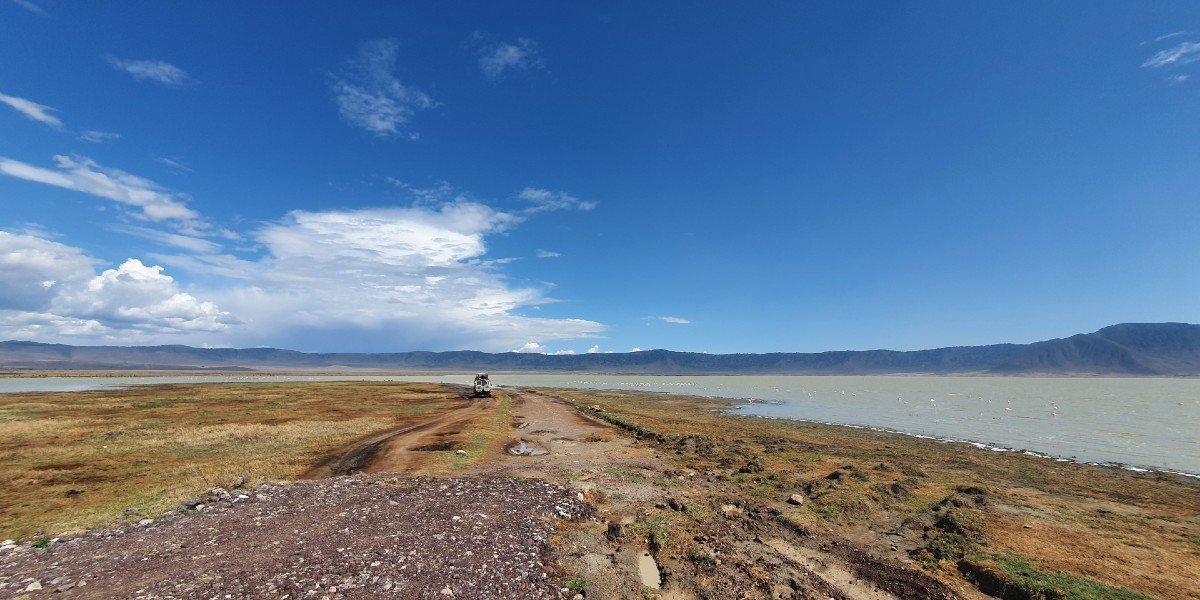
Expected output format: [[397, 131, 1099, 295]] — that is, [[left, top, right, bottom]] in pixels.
[[0, 475, 591, 599]]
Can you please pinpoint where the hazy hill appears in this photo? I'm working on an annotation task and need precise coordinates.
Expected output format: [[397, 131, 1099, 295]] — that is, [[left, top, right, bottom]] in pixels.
[[2, 323, 1198, 376]]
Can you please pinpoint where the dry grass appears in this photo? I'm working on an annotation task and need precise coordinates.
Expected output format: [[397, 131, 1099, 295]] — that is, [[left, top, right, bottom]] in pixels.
[[543, 387, 1200, 599], [0, 382, 460, 539]]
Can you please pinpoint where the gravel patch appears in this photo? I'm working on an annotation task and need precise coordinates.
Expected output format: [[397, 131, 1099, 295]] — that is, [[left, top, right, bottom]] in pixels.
[[0, 475, 591, 599]]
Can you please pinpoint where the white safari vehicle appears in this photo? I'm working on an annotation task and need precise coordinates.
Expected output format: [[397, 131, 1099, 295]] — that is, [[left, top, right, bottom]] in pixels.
[[472, 373, 493, 397]]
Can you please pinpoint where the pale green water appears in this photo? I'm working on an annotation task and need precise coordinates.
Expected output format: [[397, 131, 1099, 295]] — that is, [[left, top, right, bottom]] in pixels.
[[1, 374, 1197, 475]]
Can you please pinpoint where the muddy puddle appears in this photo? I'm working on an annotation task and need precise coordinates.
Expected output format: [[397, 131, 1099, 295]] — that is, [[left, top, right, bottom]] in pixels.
[[412, 441, 458, 452], [637, 551, 661, 589], [505, 439, 549, 456]]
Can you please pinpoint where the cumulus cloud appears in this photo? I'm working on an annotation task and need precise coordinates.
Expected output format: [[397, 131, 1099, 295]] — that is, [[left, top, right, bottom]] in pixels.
[[79, 130, 120, 143], [107, 56, 191, 86], [586, 345, 601, 354], [518, 187, 596, 213], [331, 39, 435, 138], [0, 173, 602, 350], [1142, 40, 1200, 69], [0, 231, 97, 311], [513, 342, 544, 353], [0, 91, 62, 128], [0, 231, 232, 341], [471, 35, 545, 80], [0, 155, 198, 222], [153, 198, 603, 352], [54, 259, 232, 333]]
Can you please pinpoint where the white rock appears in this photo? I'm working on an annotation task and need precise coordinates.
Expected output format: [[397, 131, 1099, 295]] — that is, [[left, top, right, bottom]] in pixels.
[[24, 581, 43, 592]]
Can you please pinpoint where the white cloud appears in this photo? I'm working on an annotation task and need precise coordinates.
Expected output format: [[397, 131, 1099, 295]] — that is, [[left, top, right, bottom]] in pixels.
[[0, 91, 63, 128], [0, 232, 232, 340], [654, 316, 691, 324], [514, 341, 544, 353], [518, 187, 597, 213], [10, 0, 45, 15], [155, 157, 192, 172], [79, 130, 120, 143], [54, 259, 232, 333], [586, 345, 601, 354], [0, 175, 602, 350], [1142, 41, 1200, 69], [550, 349, 576, 355], [156, 199, 603, 352], [630, 347, 643, 352], [0, 155, 199, 222], [107, 56, 191, 86], [0, 231, 97, 311], [476, 36, 545, 80], [536, 249, 561, 258], [331, 39, 434, 138], [1150, 31, 1187, 44], [112, 225, 221, 254]]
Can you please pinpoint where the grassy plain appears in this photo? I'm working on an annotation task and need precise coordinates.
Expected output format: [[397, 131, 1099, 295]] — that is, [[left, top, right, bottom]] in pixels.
[[1, 380, 1196, 598], [0, 382, 459, 538]]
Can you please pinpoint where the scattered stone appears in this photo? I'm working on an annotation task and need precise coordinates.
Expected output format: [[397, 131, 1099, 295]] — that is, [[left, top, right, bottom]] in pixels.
[[0, 475, 590, 599], [441, 586, 455, 596], [606, 522, 625, 539], [455, 450, 468, 456], [787, 494, 806, 506], [231, 476, 250, 489]]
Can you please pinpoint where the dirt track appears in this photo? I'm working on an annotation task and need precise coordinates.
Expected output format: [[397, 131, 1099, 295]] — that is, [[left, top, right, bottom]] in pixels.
[[310, 388, 964, 599], [0, 386, 971, 599]]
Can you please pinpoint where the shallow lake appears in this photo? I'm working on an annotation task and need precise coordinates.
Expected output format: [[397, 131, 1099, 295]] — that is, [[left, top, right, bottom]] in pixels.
[[2, 374, 1197, 475]]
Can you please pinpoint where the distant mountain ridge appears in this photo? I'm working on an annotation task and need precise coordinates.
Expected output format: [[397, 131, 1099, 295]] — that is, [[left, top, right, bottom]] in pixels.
[[2, 323, 1199, 376]]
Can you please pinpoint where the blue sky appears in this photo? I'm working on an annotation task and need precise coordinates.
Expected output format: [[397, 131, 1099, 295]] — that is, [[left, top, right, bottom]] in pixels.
[[1, 1, 1198, 353]]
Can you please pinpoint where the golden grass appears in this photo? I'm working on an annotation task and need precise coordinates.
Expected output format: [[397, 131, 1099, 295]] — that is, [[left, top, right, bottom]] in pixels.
[[0, 382, 459, 539]]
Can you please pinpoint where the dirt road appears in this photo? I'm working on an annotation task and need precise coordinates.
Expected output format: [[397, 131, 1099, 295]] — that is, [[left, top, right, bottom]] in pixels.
[[319, 388, 964, 599], [1, 386, 968, 599]]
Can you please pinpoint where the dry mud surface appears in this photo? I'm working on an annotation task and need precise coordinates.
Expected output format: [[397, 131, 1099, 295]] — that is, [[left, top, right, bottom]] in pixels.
[[0, 476, 590, 599]]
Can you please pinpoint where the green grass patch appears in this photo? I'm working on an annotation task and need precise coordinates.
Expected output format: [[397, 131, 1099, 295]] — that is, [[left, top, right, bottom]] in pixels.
[[563, 576, 587, 594], [629, 517, 672, 551], [961, 553, 1152, 600]]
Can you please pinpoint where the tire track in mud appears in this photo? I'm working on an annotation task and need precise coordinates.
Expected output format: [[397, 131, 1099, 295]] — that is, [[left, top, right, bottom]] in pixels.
[[303, 391, 489, 478]]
